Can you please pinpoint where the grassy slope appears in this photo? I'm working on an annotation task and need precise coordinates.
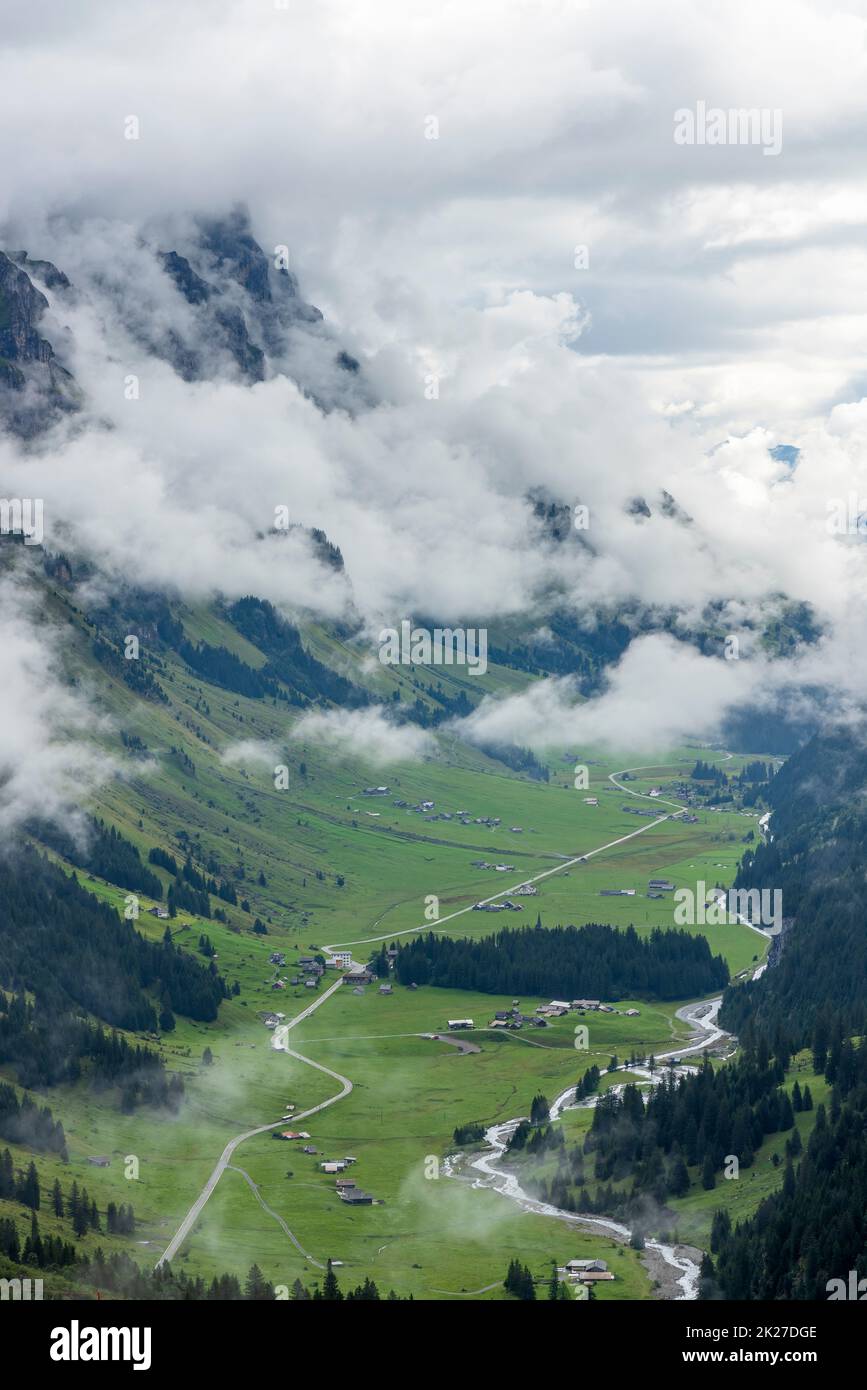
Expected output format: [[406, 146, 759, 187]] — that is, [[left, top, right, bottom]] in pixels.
[[0, 571, 775, 1297]]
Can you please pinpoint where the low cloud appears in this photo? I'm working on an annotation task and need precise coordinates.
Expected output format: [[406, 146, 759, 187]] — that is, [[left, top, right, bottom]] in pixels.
[[219, 739, 279, 770], [0, 571, 117, 833], [456, 634, 766, 755], [291, 707, 434, 765]]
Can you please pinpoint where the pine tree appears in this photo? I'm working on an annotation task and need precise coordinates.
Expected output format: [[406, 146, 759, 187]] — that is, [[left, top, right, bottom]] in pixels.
[[244, 1264, 274, 1300], [321, 1259, 343, 1301]]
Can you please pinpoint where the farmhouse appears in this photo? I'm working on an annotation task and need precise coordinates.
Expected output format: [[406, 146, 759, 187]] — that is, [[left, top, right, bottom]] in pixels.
[[344, 967, 375, 985], [378, 984, 393, 995], [565, 1259, 608, 1273], [600, 888, 635, 896], [648, 878, 676, 891], [87, 1156, 110, 1168], [340, 1188, 374, 1205], [572, 999, 601, 1011], [447, 1019, 474, 1030]]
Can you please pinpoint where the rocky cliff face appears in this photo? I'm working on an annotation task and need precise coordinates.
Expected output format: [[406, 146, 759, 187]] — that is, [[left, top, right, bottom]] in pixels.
[[0, 206, 370, 439], [0, 251, 55, 370], [0, 250, 80, 437], [148, 207, 326, 386]]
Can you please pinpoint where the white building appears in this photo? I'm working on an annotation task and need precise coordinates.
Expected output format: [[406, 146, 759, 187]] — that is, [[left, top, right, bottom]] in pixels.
[[327, 950, 353, 969]]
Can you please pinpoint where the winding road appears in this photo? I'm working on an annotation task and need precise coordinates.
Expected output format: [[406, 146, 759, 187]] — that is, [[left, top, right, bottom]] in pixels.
[[154, 977, 351, 1269], [157, 752, 762, 1292]]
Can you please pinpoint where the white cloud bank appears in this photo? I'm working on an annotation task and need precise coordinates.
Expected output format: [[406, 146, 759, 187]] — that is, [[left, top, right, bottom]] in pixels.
[[0, 574, 117, 832], [4, 1, 867, 759], [291, 707, 434, 765]]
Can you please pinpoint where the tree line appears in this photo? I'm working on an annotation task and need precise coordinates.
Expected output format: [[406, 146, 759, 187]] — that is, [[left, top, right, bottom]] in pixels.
[[393, 920, 729, 1000]]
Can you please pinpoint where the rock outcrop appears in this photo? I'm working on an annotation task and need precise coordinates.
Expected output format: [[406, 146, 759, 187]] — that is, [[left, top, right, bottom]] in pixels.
[[0, 251, 80, 438]]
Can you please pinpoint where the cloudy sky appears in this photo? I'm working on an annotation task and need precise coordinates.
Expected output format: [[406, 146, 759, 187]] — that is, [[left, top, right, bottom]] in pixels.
[[3, 0, 867, 761]]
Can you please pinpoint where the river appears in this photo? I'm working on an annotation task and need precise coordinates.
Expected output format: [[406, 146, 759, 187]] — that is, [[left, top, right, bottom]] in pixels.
[[447, 995, 730, 1299]]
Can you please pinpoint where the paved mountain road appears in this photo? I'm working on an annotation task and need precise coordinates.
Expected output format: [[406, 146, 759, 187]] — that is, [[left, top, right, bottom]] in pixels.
[[154, 977, 350, 1269]]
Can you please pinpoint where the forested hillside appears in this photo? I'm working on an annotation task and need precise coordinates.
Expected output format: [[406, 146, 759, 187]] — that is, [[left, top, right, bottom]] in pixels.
[[720, 729, 867, 1046], [0, 848, 225, 1098]]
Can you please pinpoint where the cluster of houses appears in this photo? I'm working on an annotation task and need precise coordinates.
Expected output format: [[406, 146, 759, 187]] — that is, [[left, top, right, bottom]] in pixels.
[[319, 1156, 358, 1173], [600, 877, 677, 901], [488, 1008, 548, 1031], [537, 1000, 640, 1018], [560, 1258, 615, 1286], [647, 877, 676, 899], [317, 1156, 378, 1205], [363, 790, 527, 834], [392, 797, 440, 821], [447, 997, 641, 1030], [394, 800, 513, 830]]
